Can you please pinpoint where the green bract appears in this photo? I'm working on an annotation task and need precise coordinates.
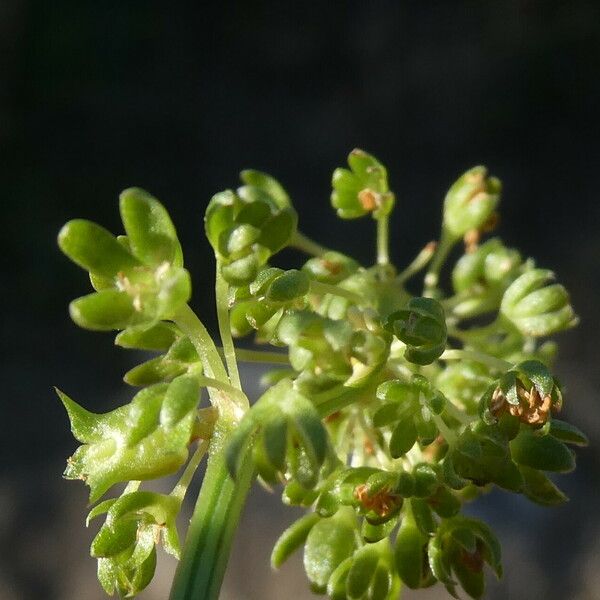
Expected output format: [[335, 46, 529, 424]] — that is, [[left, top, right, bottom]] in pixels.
[[58, 150, 584, 600]]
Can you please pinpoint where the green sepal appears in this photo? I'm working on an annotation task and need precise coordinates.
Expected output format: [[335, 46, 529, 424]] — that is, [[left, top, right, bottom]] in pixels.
[[115, 322, 179, 351], [240, 169, 291, 209], [119, 187, 183, 267], [549, 419, 588, 446], [394, 509, 426, 589], [303, 251, 360, 284], [443, 166, 501, 239], [271, 512, 320, 569], [389, 417, 417, 458], [519, 466, 568, 506], [501, 269, 577, 336], [510, 428, 575, 472], [345, 542, 382, 599], [385, 297, 447, 365], [69, 290, 146, 331], [58, 219, 142, 279], [327, 557, 353, 600], [303, 508, 358, 592]]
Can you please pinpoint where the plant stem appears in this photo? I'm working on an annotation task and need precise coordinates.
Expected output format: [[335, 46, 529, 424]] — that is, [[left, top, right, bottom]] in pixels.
[[376, 216, 390, 266], [290, 230, 329, 257], [440, 348, 512, 372], [171, 439, 210, 503], [215, 266, 242, 390], [174, 304, 228, 383], [397, 241, 437, 285], [169, 420, 255, 600], [226, 347, 290, 365], [424, 228, 457, 294], [310, 280, 363, 304]]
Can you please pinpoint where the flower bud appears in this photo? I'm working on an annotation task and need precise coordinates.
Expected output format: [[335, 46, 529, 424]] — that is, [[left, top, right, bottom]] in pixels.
[[385, 297, 447, 365], [443, 166, 501, 239], [500, 269, 578, 336], [331, 149, 394, 219], [205, 183, 297, 285]]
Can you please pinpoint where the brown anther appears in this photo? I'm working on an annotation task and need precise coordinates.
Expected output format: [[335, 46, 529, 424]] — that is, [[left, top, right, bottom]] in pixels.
[[358, 189, 379, 211], [424, 241, 437, 253], [465, 171, 485, 186], [460, 545, 484, 572], [325, 410, 342, 423], [490, 381, 554, 426], [481, 212, 500, 233], [363, 439, 375, 456], [354, 484, 402, 518], [464, 229, 480, 253], [321, 259, 342, 275]]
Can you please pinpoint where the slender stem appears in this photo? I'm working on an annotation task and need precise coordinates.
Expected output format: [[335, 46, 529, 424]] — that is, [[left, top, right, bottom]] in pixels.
[[310, 280, 363, 304], [226, 347, 290, 365], [440, 348, 512, 372], [444, 401, 477, 425], [424, 228, 457, 294], [171, 439, 210, 503], [197, 375, 249, 413], [173, 304, 228, 383], [397, 241, 437, 285], [169, 420, 255, 600], [431, 413, 457, 445], [376, 216, 390, 266], [215, 266, 241, 390], [290, 230, 329, 257]]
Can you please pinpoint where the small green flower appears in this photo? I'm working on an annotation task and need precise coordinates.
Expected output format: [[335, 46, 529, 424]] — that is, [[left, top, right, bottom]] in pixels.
[[500, 268, 578, 336], [443, 166, 501, 240], [331, 149, 394, 219]]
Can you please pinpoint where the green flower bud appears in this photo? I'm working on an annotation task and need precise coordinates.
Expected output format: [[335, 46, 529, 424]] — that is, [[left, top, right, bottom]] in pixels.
[[205, 181, 298, 285], [331, 149, 394, 219], [90, 490, 181, 597], [394, 506, 427, 589], [303, 251, 360, 284], [443, 166, 501, 239], [226, 380, 329, 489], [385, 297, 447, 365], [500, 268, 578, 336]]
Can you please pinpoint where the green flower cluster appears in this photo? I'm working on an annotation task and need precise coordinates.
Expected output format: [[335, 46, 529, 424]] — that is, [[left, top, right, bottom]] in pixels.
[[58, 149, 585, 599]]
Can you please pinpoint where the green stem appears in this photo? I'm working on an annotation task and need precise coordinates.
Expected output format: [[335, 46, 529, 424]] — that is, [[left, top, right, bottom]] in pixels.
[[424, 228, 457, 294], [440, 348, 512, 372], [290, 230, 329, 257], [197, 375, 249, 411], [310, 280, 363, 304], [215, 266, 242, 390], [397, 241, 437, 285], [376, 215, 390, 266], [170, 439, 210, 503], [169, 420, 255, 600], [173, 304, 228, 383], [227, 347, 290, 365]]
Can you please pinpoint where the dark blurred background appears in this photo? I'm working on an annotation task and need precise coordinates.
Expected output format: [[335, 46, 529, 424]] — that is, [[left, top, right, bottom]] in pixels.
[[2, 1, 599, 598]]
